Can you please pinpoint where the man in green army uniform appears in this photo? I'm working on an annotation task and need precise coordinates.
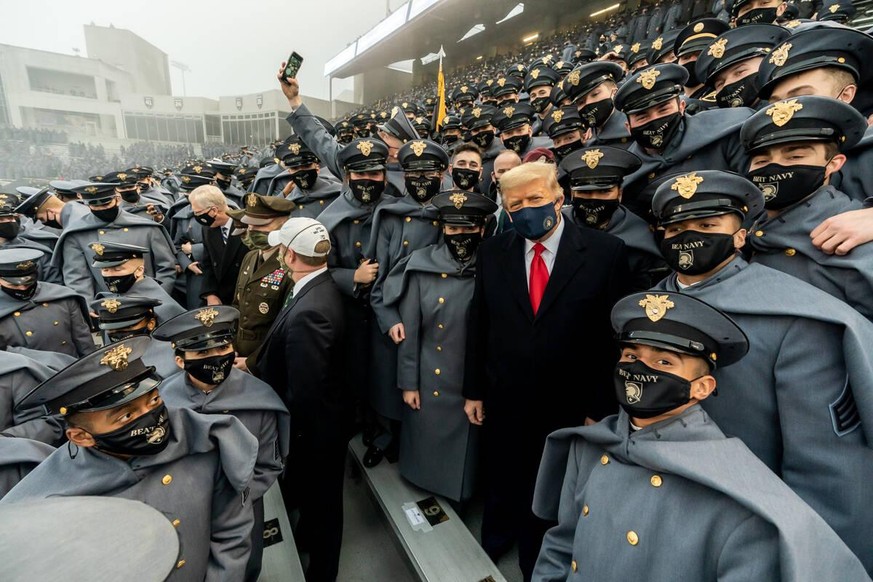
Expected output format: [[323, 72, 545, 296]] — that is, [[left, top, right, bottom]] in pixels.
[[231, 193, 295, 371]]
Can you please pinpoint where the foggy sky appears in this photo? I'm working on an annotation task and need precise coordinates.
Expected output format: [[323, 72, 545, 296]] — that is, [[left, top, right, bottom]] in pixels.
[[0, 0, 408, 102]]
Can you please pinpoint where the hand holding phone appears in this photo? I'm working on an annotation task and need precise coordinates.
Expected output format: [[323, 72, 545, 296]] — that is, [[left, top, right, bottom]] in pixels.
[[283, 52, 303, 82]]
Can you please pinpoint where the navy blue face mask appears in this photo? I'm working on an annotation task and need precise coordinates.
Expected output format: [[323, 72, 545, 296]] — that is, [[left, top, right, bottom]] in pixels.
[[509, 201, 558, 241]]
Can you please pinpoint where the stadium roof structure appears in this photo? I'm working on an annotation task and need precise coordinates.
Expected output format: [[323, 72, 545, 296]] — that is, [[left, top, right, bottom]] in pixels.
[[325, 0, 601, 78]]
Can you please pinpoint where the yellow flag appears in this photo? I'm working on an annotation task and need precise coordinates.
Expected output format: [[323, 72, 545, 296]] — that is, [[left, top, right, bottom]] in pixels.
[[434, 55, 447, 131]]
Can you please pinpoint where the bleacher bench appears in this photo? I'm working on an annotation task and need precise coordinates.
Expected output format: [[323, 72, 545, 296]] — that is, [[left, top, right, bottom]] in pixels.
[[348, 435, 506, 582]]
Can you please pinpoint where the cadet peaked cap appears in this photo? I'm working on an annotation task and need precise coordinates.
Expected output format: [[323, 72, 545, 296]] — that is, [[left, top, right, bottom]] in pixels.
[[432, 190, 498, 226], [90, 295, 161, 331], [614, 64, 689, 115], [651, 170, 765, 228], [152, 306, 239, 352], [559, 146, 643, 191], [337, 138, 388, 173], [398, 139, 449, 171]]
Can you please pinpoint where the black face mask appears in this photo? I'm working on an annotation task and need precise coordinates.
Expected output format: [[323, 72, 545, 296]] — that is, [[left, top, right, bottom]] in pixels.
[[444, 232, 482, 262], [107, 324, 152, 343], [659, 230, 737, 275], [91, 204, 120, 223], [0, 219, 21, 240], [552, 139, 583, 161], [193, 209, 216, 227], [92, 403, 171, 457], [442, 135, 460, 147], [349, 178, 384, 204], [119, 189, 140, 203], [103, 272, 138, 294], [404, 176, 441, 203], [216, 176, 232, 190], [530, 96, 550, 113], [471, 131, 495, 150], [184, 352, 235, 385], [614, 361, 695, 418], [452, 168, 480, 191], [681, 61, 700, 87], [578, 98, 614, 129], [630, 112, 682, 150], [1, 282, 37, 302], [572, 198, 620, 229], [291, 169, 319, 191], [736, 6, 778, 26], [503, 134, 531, 154], [715, 75, 759, 108], [747, 163, 827, 210], [42, 217, 62, 229]]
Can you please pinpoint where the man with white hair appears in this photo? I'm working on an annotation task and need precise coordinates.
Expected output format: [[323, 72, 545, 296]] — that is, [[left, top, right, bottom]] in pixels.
[[189, 185, 246, 307]]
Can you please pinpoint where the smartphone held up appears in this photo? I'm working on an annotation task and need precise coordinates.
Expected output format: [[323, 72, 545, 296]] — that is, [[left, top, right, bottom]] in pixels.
[[283, 52, 303, 83]]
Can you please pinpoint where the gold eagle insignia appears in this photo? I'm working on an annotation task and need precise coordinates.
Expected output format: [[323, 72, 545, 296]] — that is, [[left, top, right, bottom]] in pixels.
[[289, 143, 301, 155], [652, 37, 663, 50], [497, 78, 506, 87], [195, 307, 219, 327], [192, 165, 203, 174], [769, 43, 791, 67], [460, 85, 468, 93], [582, 149, 604, 169], [101, 298, 122, 314], [91, 243, 105, 256], [566, 70, 581, 87], [16, 261, 34, 271], [551, 109, 564, 123], [85, 186, 99, 194], [637, 68, 661, 90], [100, 344, 133, 371], [671, 172, 704, 198], [357, 140, 374, 156], [708, 38, 728, 59], [117, 172, 128, 181], [631, 42, 641, 54], [410, 141, 427, 157], [450, 192, 467, 209], [638, 294, 675, 322], [472, 107, 482, 119], [766, 99, 803, 127], [530, 68, 540, 80], [503, 106, 515, 118]]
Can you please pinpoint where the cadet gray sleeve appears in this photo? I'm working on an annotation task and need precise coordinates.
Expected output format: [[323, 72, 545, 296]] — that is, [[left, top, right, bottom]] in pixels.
[[396, 273, 422, 391], [286, 104, 344, 180], [60, 236, 96, 299], [66, 298, 96, 357], [147, 228, 179, 294], [206, 466, 254, 582], [249, 411, 284, 500], [716, 514, 780, 581], [369, 217, 403, 334], [532, 439, 581, 582]]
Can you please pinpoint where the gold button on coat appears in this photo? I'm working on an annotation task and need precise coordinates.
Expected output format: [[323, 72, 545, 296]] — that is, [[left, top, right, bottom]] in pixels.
[[784, 248, 796, 257], [162, 474, 173, 485], [441, 273, 447, 278], [650, 475, 663, 487], [436, 345, 442, 351], [582, 505, 589, 516], [571, 560, 577, 572], [433, 390, 439, 396], [25, 331, 32, 337], [403, 240, 409, 246], [355, 241, 362, 247], [438, 297, 445, 304], [13, 312, 19, 317], [405, 217, 412, 222], [172, 519, 181, 527], [755, 230, 764, 237], [176, 560, 186, 568], [627, 531, 639, 545], [600, 454, 609, 465], [434, 368, 441, 375]]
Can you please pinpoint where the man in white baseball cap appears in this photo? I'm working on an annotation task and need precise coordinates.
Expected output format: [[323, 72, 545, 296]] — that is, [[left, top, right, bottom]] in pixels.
[[256, 215, 350, 582]]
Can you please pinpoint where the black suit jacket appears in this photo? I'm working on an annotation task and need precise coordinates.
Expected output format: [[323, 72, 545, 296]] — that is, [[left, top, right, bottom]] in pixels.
[[253, 271, 350, 443], [464, 221, 632, 481], [199, 223, 247, 304]]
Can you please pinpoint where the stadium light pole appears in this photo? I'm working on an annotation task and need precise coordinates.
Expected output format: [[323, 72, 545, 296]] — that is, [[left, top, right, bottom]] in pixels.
[[171, 60, 191, 97]]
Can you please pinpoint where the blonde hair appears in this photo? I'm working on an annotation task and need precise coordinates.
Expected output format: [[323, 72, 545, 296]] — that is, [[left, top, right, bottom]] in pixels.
[[188, 185, 228, 211], [499, 161, 562, 201]]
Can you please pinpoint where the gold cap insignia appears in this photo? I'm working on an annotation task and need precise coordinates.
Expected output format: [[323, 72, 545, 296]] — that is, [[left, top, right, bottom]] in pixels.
[[582, 149, 604, 169], [16, 261, 34, 271], [693, 22, 705, 33], [631, 42, 641, 54], [117, 172, 128, 181], [85, 186, 99, 194], [246, 193, 258, 207], [460, 85, 468, 93], [637, 68, 661, 90], [671, 172, 704, 198], [503, 106, 515, 118], [708, 38, 728, 59], [829, 4, 839, 13], [555, 60, 564, 69], [100, 344, 133, 371], [195, 307, 219, 327], [289, 143, 301, 155], [357, 140, 374, 156], [410, 141, 427, 157], [391, 105, 400, 117], [784, 19, 801, 28], [101, 298, 122, 314], [769, 43, 791, 67], [566, 70, 581, 86], [766, 99, 803, 127], [639, 294, 675, 322], [402, 102, 409, 109], [652, 37, 663, 50], [543, 55, 554, 64], [517, 64, 526, 71], [450, 192, 467, 209], [485, 79, 494, 86], [180, 176, 191, 184], [551, 109, 565, 123], [530, 68, 540, 80], [497, 78, 506, 87], [472, 107, 482, 119], [91, 243, 105, 256], [192, 165, 203, 174]]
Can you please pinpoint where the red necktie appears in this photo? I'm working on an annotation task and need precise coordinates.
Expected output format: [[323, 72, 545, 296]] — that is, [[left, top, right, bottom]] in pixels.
[[529, 242, 549, 314]]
